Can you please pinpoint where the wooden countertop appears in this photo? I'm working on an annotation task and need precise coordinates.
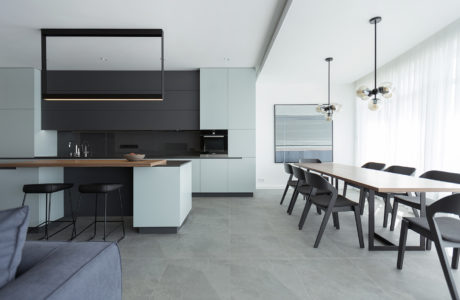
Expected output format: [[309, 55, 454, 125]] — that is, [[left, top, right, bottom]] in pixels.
[[0, 159, 167, 168]]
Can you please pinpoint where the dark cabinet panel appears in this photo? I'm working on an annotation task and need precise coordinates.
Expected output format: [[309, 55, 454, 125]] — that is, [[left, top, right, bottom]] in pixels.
[[43, 110, 199, 131], [42, 70, 200, 130], [46, 70, 199, 92]]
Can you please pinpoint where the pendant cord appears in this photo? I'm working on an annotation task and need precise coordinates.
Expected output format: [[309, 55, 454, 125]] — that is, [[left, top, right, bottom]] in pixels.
[[328, 60, 331, 105], [374, 20, 377, 99]]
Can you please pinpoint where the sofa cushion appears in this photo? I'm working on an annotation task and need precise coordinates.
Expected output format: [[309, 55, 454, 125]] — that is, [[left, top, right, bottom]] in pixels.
[[0, 241, 122, 300], [16, 241, 66, 277], [0, 206, 29, 288]]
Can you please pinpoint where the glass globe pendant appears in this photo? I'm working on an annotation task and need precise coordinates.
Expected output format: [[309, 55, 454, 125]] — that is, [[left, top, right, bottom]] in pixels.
[[356, 16, 394, 111], [317, 57, 340, 121], [368, 98, 382, 111]]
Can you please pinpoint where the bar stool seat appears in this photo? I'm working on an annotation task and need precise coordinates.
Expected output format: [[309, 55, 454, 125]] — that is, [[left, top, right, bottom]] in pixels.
[[75, 183, 125, 242], [23, 183, 73, 194], [22, 183, 75, 240], [79, 183, 123, 194]]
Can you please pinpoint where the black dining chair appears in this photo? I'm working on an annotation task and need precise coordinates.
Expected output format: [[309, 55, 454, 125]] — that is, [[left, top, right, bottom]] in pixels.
[[287, 165, 309, 215], [299, 158, 330, 183], [390, 170, 460, 232], [280, 163, 297, 205], [286, 159, 323, 215], [397, 194, 460, 300], [378, 165, 416, 228], [298, 172, 364, 248], [343, 162, 386, 215]]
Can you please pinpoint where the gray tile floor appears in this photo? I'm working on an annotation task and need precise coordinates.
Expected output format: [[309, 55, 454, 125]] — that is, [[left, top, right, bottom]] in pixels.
[[28, 188, 460, 299]]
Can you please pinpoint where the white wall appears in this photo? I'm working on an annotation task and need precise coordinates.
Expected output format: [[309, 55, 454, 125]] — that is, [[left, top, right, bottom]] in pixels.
[[255, 81, 355, 189]]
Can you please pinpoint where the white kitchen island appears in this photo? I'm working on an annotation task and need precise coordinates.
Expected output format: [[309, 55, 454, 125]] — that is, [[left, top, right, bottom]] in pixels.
[[0, 159, 192, 233]]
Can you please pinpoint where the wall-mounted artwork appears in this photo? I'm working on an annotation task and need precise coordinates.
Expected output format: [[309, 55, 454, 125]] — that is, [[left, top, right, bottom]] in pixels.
[[274, 104, 333, 163]]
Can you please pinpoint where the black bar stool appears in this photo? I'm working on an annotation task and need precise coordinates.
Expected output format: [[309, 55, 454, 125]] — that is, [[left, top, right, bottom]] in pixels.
[[22, 183, 75, 240], [75, 183, 125, 242]]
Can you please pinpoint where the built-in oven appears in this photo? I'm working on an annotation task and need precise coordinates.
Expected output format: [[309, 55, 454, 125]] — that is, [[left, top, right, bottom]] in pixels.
[[200, 130, 228, 154]]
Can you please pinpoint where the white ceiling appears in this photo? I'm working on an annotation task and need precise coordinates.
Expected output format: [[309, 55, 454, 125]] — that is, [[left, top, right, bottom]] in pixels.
[[258, 0, 460, 85], [0, 0, 284, 70]]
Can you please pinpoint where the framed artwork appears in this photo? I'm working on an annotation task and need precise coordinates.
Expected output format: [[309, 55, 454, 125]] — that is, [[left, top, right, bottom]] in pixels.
[[274, 104, 333, 163]]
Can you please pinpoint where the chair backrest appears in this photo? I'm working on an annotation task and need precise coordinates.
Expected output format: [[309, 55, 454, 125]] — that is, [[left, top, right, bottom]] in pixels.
[[292, 165, 306, 181], [420, 170, 460, 185], [362, 162, 386, 170], [284, 163, 293, 175], [299, 158, 322, 163], [384, 165, 416, 176], [427, 194, 460, 221], [304, 172, 336, 197]]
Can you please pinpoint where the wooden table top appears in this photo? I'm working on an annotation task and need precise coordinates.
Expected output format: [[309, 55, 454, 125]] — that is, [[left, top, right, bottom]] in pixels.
[[0, 159, 168, 168], [295, 162, 460, 193]]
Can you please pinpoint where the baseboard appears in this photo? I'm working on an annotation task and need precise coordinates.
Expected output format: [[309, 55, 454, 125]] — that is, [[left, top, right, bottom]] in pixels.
[[193, 192, 253, 197]]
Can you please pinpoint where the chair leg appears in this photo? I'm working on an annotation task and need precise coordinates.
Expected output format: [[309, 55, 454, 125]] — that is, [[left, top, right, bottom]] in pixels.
[[118, 189, 125, 241], [397, 219, 409, 269], [412, 208, 420, 218], [298, 199, 312, 230], [359, 189, 366, 215], [287, 190, 299, 215], [432, 237, 460, 299], [332, 212, 340, 229], [103, 193, 107, 241], [316, 205, 321, 215], [343, 183, 348, 197], [314, 206, 333, 248], [452, 248, 459, 270], [353, 206, 365, 248], [280, 182, 290, 205], [383, 194, 391, 228], [22, 193, 27, 206], [390, 201, 399, 231]]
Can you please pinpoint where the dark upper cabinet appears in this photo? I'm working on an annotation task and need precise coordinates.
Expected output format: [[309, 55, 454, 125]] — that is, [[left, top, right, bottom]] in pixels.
[[42, 70, 200, 130]]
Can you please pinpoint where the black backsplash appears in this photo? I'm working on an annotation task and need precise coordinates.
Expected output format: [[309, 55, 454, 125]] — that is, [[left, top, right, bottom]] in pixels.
[[58, 131, 201, 158]]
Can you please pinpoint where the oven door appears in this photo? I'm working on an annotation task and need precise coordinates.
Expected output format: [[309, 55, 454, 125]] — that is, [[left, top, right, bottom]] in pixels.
[[201, 135, 227, 154]]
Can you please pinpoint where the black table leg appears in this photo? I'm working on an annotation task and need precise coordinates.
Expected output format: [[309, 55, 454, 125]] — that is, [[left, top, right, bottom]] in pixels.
[[368, 189, 375, 250], [368, 188, 426, 251]]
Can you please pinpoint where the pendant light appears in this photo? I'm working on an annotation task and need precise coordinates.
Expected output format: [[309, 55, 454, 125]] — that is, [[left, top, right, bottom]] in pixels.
[[316, 57, 341, 121], [356, 17, 393, 111]]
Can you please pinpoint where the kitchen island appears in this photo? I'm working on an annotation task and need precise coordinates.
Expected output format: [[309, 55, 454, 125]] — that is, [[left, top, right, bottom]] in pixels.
[[0, 159, 192, 233]]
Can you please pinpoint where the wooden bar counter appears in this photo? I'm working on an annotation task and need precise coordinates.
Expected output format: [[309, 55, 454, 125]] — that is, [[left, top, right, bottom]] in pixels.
[[0, 159, 167, 168], [0, 159, 191, 233]]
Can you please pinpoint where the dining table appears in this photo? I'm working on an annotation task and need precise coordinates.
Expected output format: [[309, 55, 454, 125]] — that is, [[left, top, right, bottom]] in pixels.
[[294, 162, 460, 251]]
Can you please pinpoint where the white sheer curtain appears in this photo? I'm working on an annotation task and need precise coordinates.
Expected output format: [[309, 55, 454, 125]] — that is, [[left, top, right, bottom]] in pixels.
[[355, 19, 460, 175]]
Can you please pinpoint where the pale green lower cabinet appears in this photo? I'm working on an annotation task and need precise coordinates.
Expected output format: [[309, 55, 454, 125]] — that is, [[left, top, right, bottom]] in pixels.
[[199, 158, 255, 193], [200, 159, 228, 192], [191, 159, 201, 192], [228, 158, 255, 192]]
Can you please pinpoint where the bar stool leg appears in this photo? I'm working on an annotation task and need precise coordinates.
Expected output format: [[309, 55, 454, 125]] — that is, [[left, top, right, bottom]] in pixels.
[[90, 194, 98, 240], [44, 193, 50, 240], [118, 189, 125, 240], [103, 193, 107, 241], [68, 189, 76, 240], [22, 193, 27, 206]]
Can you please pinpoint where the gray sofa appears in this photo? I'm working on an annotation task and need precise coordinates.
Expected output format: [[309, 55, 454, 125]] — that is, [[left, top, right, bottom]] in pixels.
[[0, 241, 122, 300]]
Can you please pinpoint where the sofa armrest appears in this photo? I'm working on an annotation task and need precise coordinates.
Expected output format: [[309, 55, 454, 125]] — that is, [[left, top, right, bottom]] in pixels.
[[0, 242, 122, 300]]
